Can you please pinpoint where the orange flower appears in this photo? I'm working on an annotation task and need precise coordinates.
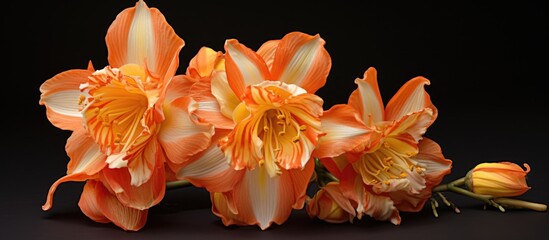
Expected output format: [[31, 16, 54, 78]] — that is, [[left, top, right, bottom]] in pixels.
[[314, 67, 452, 224], [189, 32, 331, 229], [39, 0, 213, 231], [306, 182, 356, 223], [465, 162, 531, 197]]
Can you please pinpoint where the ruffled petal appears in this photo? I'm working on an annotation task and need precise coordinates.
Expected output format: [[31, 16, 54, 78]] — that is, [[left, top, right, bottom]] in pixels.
[[270, 32, 331, 93], [102, 151, 165, 210], [348, 67, 385, 126], [159, 97, 214, 167], [390, 138, 452, 212], [209, 71, 240, 128], [39, 69, 92, 131], [176, 130, 244, 193], [106, 0, 184, 85], [385, 108, 436, 144], [42, 130, 107, 211], [186, 47, 224, 77], [224, 39, 270, 98], [385, 76, 437, 122], [79, 180, 148, 231], [314, 104, 373, 159], [164, 75, 194, 103], [361, 189, 401, 225]]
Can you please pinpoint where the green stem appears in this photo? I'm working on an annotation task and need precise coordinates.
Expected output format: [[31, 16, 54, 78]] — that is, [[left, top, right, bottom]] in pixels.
[[166, 180, 192, 190], [494, 198, 548, 212]]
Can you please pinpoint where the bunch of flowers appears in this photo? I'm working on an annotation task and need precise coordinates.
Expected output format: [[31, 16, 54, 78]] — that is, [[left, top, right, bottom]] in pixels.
[[39, 0, 546, 231]]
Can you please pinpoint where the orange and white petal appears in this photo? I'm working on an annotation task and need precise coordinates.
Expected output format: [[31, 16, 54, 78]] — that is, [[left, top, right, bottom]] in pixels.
[[79, 180, 148, 231], [210, 71, 240, 126], [159, 97, 214, 167], [164, 75, 194, 103], [385, 108, 436, 146], [389, 138, 451, 212], [256, 40, 280, 70], [106, 0, 184, 85], [385, 76, 437, 122], [224, 39, 270, 98], [42, 130, 107, 211], [314, 104, 373, 159], [213, 160, 314, 230], [413, 138, 452, 186], [102, 152, 166, 210], [361, 189, 401, 225], [348, 67, 385, 126], [306, 182, 356, 223], [66, 129, 107, 175], [186, 47, 224, 77], [39, 69, 92, 131], [270, 32, 331, 93], [176, 130, 244, 193], [126, 138, 163, 187], [78, 180, 112, 224]]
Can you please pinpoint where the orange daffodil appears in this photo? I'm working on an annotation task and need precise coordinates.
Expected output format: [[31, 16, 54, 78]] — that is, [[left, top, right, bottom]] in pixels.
[[39, 0, 214, 231], [185, 32, 330, 230], [312, 67, 452, 224]]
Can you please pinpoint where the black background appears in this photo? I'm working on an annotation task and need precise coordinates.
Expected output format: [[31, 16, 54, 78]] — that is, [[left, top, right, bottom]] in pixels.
[[2, 1, 548, 239]]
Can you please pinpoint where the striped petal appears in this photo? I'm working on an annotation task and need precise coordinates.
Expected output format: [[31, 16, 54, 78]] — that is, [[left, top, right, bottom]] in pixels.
[[42, 129, 107, 211], [79, 180, 148, 231], [314, 104, 374, 159], [270, 32, 331, 93], [207, 71, 239, 128], [102, 150, 166, 210], [212, 160, 314, 230], [385, 76, 437, 122], [224, 39, 270, 98], [257, 40, 280, 70], [159, 97, 214, 167], [176, 130, 244, 193], [348, 67, 385, 126], [390, 138, 452, 212], [106, 0, 184, 84], [39, 69, 92, 131]]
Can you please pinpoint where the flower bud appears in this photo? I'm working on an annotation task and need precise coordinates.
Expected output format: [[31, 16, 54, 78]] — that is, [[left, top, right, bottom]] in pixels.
[[465, 162, 531, 197], [306, 182, 356, 223]]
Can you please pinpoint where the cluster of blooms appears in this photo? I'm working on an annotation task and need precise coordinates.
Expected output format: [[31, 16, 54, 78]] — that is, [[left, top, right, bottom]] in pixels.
[[39, 1, 545, 231]]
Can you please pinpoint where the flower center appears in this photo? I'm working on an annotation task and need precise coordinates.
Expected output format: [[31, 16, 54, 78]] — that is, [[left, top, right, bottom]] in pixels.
[[353, 144, 424, 188], [80, 65, 157, 156], [220, 81, 323, 177]]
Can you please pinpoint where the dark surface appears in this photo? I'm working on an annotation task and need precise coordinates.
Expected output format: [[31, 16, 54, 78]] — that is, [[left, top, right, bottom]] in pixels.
[[3, 1, 548, 239]]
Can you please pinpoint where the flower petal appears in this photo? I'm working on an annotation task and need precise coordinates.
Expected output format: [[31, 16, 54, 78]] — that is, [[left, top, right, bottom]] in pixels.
[[176, 130, 244, 193], [257, 40, 280, 70], [106, 0, 184, 84], [390, 138, 452, 212], [39, 69, 92, 131], [386, 108, 436, 144], [270, 32, 331, 93], [314, 104, 373, 159], [208, 71, 240, 128], [385, 76, 437, 122], [78, 180, 112, 224], [348, 67, 385, 126], [213, 160, 314, 230], [80, 180, 148, 231], [42, 130, 107, 211], [159, 96, 214, 167], [164, 75, 194, 103], [361, 189, 401, 225], [186, 47, 224, 77], [102, 150, 165, 210], [224, 39, 270, 98]]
